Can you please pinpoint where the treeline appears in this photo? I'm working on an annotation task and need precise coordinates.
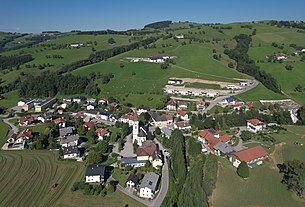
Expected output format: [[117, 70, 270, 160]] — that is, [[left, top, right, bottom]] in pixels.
[[18, 71, 94, 97], [0, 33, 27, 52], [59, 36, 159, 74], [144, 21, 172, 29], [0, 54, 34, 70], [225, 34, 281, 93], [162, 130, 218, 207], [77, 30, 128, 35], [270, 20, 305, 30]]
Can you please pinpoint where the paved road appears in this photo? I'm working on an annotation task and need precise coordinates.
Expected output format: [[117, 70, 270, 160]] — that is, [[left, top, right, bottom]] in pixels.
[[3, 117, 19, 135], [151, 139, 169, 207], [204, 80, 259, 113]]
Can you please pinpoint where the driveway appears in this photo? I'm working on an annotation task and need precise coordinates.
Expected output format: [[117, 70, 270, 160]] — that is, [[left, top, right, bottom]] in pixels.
[[3, 117, 19, 135]]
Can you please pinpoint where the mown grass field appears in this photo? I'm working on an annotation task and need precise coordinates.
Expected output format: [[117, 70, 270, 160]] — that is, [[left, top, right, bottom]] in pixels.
[[0, 151, 144, 207], [212, 125, 305, 207], [0, 119, 10, 146]]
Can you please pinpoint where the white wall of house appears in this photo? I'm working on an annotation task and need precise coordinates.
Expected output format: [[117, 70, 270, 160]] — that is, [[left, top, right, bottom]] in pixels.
[[247, 122, 265, 133], [64, 153, 78, 159], [86, 175, 102, 183], [139, 187, 154, 199]]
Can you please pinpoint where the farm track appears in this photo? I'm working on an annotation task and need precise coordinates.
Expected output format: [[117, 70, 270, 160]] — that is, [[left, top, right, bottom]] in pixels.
[[0, 151, 83, 207]]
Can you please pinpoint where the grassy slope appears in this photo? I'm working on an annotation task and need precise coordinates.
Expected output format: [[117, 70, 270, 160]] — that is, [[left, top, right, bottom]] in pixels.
[[0, 151, 144, 207], [0, 119, 10, 146], [212, 125, 305, 207]]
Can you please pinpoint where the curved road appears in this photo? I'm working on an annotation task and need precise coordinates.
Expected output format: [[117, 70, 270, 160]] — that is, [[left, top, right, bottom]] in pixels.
[[3, 117, 19, 135]]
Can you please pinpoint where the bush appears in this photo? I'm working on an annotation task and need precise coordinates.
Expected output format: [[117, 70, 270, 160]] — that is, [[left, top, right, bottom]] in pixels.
[[237, 161, 249, 178]]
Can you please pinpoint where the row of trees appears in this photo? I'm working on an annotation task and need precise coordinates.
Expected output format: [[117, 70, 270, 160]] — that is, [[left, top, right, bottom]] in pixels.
[[144, 21, 172, 29], [59, 36, 159, 74], [0, 54, 34, 70], [225, 34, 281, 93]]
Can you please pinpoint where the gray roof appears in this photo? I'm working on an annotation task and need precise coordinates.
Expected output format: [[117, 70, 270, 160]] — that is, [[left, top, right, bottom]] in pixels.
[[85, 164, 106, 176], [139, 172, 159, 192], [161, 127, 172, 137], [63, 146, 78, 155], [59, 127, 75, 137], [213, 142, 234, 154], [138, 127, 147, 138], [61, 134, 79, 145], [151, 112, 167, 122], [121, 157, 147, 165], [126, 174, 138, 184]]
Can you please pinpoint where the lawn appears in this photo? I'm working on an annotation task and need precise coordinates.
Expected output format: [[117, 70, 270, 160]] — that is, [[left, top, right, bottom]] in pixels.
[[212, 159, 305, 207], [0, 90, 20, 108], [112, 168, 131, 186], [0, 151, 145, 207], [0, 119, 10, 146]]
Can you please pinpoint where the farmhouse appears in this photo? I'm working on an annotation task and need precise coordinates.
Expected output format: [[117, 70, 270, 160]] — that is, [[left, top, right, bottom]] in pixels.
[[63, 146, 79, 159], [271, 53, 288, 60], [95, 128, 110, 141], [85, 164, 106, 183], [136, 140, 163, 168], [69, 43, 83, 48], [98, 98, 108, 105], [246, 119, 266, 133], [230, 146, 268, 168], [139, 172, 160, 199], [148, 54, 169, 63], [198, 129, 231, 150], [19, 115, 34, 126], [175, 34, 185, 39]]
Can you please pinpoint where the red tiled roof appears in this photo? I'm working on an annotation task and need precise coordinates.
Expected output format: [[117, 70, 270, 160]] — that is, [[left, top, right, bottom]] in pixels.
[[136, 141, 160, 160], [96, 128, 109, 137], [75, 112, 87, 119], [177, 110, 186, 116], [198, 129, 220, 149], [54, 117, 66, 124], [121, 113, 137, 121], [18, 129, 33, 139], [219, 134, 231, 143], [19, 115, 34, 125], [233, 104, 241, 108], [166, 100, 176, 106], [246, 102, 254, 108], [162, 114, 173, 121], [83, 122, 94, 128], [233, 146, 267, 162], [99, 98, 108, 102], [247, 119, 265, 126]]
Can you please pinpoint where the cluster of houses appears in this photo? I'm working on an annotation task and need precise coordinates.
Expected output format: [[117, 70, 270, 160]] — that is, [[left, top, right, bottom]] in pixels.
[[218, 96, 254, 111], [129, 54, 171, 63], [198, 118, 268, 168], [164, 85, 222, 98], [270, 53, 288, 61]]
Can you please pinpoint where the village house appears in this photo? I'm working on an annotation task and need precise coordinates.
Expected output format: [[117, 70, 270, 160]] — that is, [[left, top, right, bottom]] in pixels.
[[213, 141, 234, 156], [95, 128, 110, 141], [219, 96, 236, 107], [19, 115, 34, 126], [198, 129, 232, 151], [63, 146, 79, 159], [15, 129, 33, 143], [136, 105, 150, 115], [176, 110, 189, 121], [165, 100, 176, 111], [86, 98, 97, 104], [69, 43, 83, 48], [72, 96, 85, 104], [62, 97, 72, 104], [174, 122, 191, 131], [60, 134, 79, 147], [139, 172, 160, 199], [59, 126, 75, 138], [85, 164, 106, 183], [98, 98, 108, 105], [54, 117, 67, 128], [240, 81, 248, 87], [119, 113, 137, 126], [175, 34, 185, 39], [86, 104, 95, 110], [246, 119, 266, 133], [136, 140, 163, 168], [126, 174, 138, 191], [83, 121, 94, 130], [196, 100, 206, 111], [100, 112, 110, 120], [120, 157, 147, 168], [230, 145, 268, 168], [148, 54, 169, 63], [151, 112, 173, 127], [109, 114, 121, 122], [233, 103, 242, 111], [177, 101, 188, 110]]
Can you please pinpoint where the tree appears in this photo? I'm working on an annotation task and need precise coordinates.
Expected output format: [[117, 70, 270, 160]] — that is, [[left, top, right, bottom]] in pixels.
[[237, 161, 249, 178], [228, 62, 234, 68], [297, 106, 305, 125], [155, 127, 161, 135], [108, 38, 116, 44], [285, 64, 293, 71], [87, 129, 96, 145], [96, 140, 108, 154], [295, 84, 303, 92], [282, 159, 305, 197], [133, 140, 138, 153], [87, 150, 100, 164], [240, 131, 254, 141], [160, 62, 169, 69], [147, 132, 153, 140]]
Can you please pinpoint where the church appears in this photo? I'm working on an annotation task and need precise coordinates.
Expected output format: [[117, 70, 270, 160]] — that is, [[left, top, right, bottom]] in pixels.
[[132, 113, 147, 146]]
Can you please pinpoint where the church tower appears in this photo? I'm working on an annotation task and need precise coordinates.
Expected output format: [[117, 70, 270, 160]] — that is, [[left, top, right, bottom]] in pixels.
[[132, 112, 139, 144]]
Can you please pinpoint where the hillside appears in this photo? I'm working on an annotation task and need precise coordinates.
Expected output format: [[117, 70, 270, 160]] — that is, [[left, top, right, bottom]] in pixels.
[[0, 21, 305, 108]]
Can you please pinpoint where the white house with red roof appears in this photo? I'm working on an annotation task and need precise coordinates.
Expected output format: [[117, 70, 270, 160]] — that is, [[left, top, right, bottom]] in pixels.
[[198, 129, 232, 152], [96, 128, 110, 141], [83, 121, 94, 130], [119, 113, 137, 126], [165, 100, 176, 111], [246, 119, 266, 133], [54, 117, 67, 128], [136, 140, 163, 168], [16, 129, 33, 143], [19, 115, 34, 126], [98, 98, 108, 105], [233, 104, 242, 111], [230, 145, 268, 168], [176, 110, 189, 121], [196, 100, 206, 111]]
